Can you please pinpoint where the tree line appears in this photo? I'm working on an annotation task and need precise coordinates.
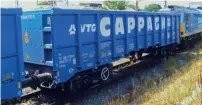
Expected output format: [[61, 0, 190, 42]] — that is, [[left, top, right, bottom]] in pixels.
[[38, 0, 162, 12], [103, 1, 162, 12]]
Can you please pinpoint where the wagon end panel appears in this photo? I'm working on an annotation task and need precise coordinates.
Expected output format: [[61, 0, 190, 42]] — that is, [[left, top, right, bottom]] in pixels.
[[21, 13, 45, 64]]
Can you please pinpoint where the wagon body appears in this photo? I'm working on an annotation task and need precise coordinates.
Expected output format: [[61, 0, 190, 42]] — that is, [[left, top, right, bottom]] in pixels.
[[22, 8, 180, 84], [1, 8, 23, 99], [161, 5, 202, 37], [183, 12, 202, 36]]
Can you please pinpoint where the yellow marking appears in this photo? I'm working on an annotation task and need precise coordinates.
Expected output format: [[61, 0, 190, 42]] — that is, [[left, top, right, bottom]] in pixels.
[[24, 32, 29, 44], [180, 23, 186, 38], [26, 54, 30, 59], [18, 82, 21, 88], [46, 45, 50, 48]]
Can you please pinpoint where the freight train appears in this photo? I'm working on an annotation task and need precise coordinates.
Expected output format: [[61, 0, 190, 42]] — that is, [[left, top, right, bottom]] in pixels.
[[1, 7, 202, 101]]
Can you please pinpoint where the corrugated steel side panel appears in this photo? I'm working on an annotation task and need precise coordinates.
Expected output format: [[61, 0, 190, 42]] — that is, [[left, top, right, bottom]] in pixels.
[[1, 8, 23, 99], [50, 9, 181, 83], [21, 9, 181, 83], [183, 12, 202, 36]]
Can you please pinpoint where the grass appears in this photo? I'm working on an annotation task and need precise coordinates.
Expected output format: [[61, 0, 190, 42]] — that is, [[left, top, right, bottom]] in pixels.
[[189, 93, 202, 105], [140, 41, 202, 105], [141, 59, 202, 105], [105, 40, 202, 105], [164, 57, 181, 76]]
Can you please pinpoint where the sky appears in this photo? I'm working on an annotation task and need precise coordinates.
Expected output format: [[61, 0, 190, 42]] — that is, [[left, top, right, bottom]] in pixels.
[[0, 0, 202, 10]]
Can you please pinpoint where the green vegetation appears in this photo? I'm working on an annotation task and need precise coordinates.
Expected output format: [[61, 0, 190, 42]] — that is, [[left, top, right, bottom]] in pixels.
[[144, 4, 162, 12], [37, 1, 49, 6], [37, 1, 56, 7], [103, 2, 161, 12], [103, 1, 129, 10], [141, 59, 202, 105]]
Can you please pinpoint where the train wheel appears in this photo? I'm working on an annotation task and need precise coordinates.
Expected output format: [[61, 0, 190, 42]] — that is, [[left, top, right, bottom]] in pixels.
[[187, 37, 191, 49], [100, 64, 113, 84], [131, 52, 139, 62], [138, 52, 143, 60], [157, 47, 167, 62], [160, 48, 166, 57], [162, 48, 168, 62], [150, 49, 158, 57], [16, 97, 22, 103], [64, 80, 78, 101], [181, 37, 190, 49], [184, 39, 189, 49], [170, 44, 177, 56]]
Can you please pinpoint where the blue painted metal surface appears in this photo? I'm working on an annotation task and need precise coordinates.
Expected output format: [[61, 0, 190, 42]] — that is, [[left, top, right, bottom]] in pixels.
[[183, 12, 202, 36], [160, 5, 202, 37], [22, 8, 181, 84], [1, 8, 23, 99], [21, 10, 52, 65]]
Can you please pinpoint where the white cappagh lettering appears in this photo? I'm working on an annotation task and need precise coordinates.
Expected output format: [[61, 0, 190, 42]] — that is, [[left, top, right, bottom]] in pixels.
[[128, 17, 135, 33], [100, 17, 111, 37], [155, 17, 160, 30], [138, 17, 144, 32], [147, 17, 152, 31], [115, 17, 125, 35], [68, 16, 171, 36]]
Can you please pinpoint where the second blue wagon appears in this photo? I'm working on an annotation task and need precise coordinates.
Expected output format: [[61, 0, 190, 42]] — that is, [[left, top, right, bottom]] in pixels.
[[1, 8, 23, 100]]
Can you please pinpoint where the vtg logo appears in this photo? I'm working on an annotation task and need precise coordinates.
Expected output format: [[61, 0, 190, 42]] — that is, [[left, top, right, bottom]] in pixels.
[[69, 16, 168, 37], [69, 24, 76, 35], [69, 24, 96, 35]]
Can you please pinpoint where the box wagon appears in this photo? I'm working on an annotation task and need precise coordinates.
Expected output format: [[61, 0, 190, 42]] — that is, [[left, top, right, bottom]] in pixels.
[[1, 8, 23, 100], [160, 5, 202, 48], [21, 8, 180, 90]]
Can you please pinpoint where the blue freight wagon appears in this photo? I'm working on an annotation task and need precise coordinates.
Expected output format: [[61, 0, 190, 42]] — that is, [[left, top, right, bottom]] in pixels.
[[180, 10, 202, 38], [1, 8, 23, 100], [21, 8, 181, 90], [160, 5, 202, 47]]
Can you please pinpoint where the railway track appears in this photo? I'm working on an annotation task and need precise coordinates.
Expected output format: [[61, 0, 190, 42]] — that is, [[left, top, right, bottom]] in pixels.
[[3, 54, 158, 105], [9, 56, 168, 105], [7, 38, 202, 105]]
